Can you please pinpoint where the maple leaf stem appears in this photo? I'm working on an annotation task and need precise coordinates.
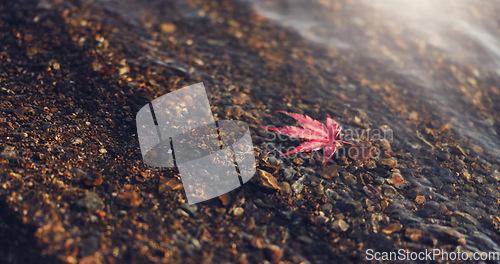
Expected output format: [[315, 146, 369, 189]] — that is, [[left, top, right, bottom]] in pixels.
[[338, 140, 355, 145]]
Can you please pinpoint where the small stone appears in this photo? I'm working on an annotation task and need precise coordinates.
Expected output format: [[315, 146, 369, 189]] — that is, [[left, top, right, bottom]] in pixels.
[[405, 228, 423, 242], [255, 169, 280, 190], [225, 105, 244, 119], [279, 182, 292, 195], [265, 245, 284, 262], [382, 222, 402, 234], [316, 215, 329, 224], [293, 158, 304, 165], [330, 219, 349, 232], [296, 235, 314, 244], [160, 22, 176, 34], [322, 165, 340, 179], [232, 207, 244, 216], [409, 111, 419, 121], [83, 172, 103, 187], [325, 189, 339, 200], [377, 139, 392, 152], [415, 195, 426, 205], [283, 168, 296, 180], [388, 172, 405, 188], [378, 158, 397, 168], [382, 184, 397, 197], [7, 172, 21, 180], [320, 203, 333, 213], [99, 148, 107, 154], [268, 156, 281, 166], [342, 173, 357, 185], [180, 204, 198, 217], [76, 192, 105, 211], [158, 177, 183, 193], [116, 191, 142, 207], [364, 160, 377, 170], [219, 193, 231, 206], [71, 137, 83, 145], [292, 176, 306, 193], [363, 184, 380, 198]]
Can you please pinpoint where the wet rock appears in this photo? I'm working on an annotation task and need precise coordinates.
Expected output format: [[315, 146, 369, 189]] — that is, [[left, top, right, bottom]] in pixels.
[[267, 156, 281, 166], [321, 165, 339, 179], [232, 207, 244, 216], [82, 171, 103, 187], [382, 222, 402, 234], [158, 177, 183, 194], [283, 168, 296, 180], [296, 235, 314, 244], [451, 211, 478, 226], [293, 158, 304, 165], [450, 145, 467, 156], [316, 215, 329, 224], [330, 219, 349, 232], [254, 169, 280, 190], [405, 228, 423, 242], [320, 203, 333, 213], [219, 193, 232, 206], [388, 172, 406, 189], [362, 184, 380, 199], [265, 245, 284, 262], [415, 195, 425, 205], [160, 22, 176, 34], [71, 137, 83, 145], [225, 105, 244, 119], [291, 175, 306, 193], [378, 158, 397, 168], [381, 184, 397, 197], [325, 189, 339, 200], [342, 172, 357, 185], [279, 181, 292, 195], [76, 192, 104, 211], [180, 204, 198, 217], [376, 139, 392, 152], [116, 191, 142, 207], [339, 199, 363, 214], [364, 160, 377, 170]]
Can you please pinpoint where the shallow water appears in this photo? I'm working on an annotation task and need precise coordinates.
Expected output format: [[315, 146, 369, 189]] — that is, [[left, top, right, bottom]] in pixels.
[[251, 0, 500, 160]]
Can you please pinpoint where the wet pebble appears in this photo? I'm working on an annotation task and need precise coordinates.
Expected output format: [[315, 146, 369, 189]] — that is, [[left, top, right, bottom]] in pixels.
[[330, 219, 349, 232], [71, 137, 83, 145], [378, 158, 397, 168], [342, 172, 357, 185], [265, 245, 284, 262], [283, 168, 296, 180], [291, 176, 306, 194], [116, 191, 142, 207], [415, 195, 425, 205], [279, 182, 292, 195], [180, 204, 198, 217], [325, 189, 339, 200], [382, 222, 402, 234], [225, 105, 244, 119], [232, 207, 244, 216], [255, 169, 280, 190], [83, 171, 103, 187], [320, 203, 333, 213], [76, 192, 104, 211]]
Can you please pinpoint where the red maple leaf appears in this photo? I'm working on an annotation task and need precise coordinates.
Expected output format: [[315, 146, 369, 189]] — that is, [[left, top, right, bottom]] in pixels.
[[262, 111, 353, 166]]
